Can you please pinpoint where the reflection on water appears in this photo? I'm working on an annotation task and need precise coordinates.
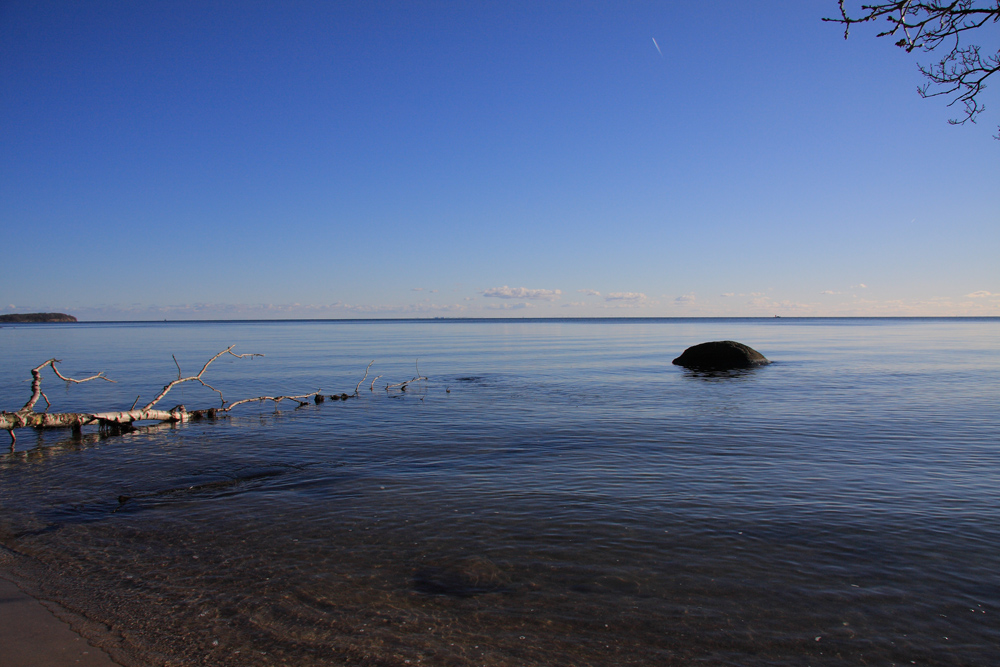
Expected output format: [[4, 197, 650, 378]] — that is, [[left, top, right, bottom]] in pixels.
[[679, 365, 767, 381], [1, 319, 999, 665]]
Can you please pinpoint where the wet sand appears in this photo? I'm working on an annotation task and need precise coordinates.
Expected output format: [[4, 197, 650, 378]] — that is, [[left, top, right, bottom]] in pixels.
[[0, 575, 118, 667]]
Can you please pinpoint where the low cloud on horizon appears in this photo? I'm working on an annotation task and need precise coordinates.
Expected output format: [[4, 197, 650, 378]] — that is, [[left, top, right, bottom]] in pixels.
[[482, 286, 562, 301], [485, 301, 531, 310], [605, 292, 647, 302]]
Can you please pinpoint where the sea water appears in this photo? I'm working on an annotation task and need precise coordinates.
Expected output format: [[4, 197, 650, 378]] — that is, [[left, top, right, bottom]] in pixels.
[[1, 318, 997, 666]]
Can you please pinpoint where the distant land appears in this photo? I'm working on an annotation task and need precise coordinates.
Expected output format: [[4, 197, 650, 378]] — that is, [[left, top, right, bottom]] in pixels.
[[0, 312, 77, 323]]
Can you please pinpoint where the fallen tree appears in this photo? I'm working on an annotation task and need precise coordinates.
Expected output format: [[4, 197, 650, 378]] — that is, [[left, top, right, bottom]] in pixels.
[[1, 346, 414, 449]]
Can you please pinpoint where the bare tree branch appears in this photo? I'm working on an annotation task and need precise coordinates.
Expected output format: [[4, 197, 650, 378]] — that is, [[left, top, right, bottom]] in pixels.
[[226, 391, 323, 411], [140, 346, 263, 411], [827, 1, 1000, 135], [21, 359, 115, 413], [385, 361, 428, 392], [355, 361, 375, 396]]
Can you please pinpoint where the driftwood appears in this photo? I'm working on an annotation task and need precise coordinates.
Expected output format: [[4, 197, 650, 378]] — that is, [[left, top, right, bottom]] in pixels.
[[385, 376, 428, 392], [1, 346, 338, 449], [354, 360, 375, 395], [347, 358, 424, 393], [384, 359, 427, 392], [3, 349, 435, 450], [2, 348, 437, 450]]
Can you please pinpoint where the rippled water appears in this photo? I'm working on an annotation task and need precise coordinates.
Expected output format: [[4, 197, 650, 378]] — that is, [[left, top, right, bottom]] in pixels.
[[1, 318, 998, 666]]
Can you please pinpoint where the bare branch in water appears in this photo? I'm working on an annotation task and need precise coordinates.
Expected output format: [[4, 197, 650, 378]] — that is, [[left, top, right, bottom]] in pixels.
[[2, 347, 397, 451], [141, 346, 264, 411], [386, 361, 428, 392], [355, 361, 375, 396]]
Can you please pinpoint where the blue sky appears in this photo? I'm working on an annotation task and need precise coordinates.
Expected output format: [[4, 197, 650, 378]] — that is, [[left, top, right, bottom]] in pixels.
[[2, 1, 997, 319]]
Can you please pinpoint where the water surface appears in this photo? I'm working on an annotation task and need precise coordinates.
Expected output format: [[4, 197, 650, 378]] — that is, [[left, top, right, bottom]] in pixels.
[[1, 318, 998, 665]]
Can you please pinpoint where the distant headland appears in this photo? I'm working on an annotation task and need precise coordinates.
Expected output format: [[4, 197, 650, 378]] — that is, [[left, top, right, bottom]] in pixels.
[[0, 312, 77, 323]]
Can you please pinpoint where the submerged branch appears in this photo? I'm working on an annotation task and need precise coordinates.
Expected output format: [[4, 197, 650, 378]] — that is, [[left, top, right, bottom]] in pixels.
[[385, 377, 428, 392]]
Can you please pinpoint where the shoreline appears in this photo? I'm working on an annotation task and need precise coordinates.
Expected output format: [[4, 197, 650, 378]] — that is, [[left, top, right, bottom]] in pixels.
[[0, 573, 119, 667]]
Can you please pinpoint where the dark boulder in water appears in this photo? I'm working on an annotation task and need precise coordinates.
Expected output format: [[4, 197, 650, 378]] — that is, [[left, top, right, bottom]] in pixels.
[[672, 341, 769, 370]]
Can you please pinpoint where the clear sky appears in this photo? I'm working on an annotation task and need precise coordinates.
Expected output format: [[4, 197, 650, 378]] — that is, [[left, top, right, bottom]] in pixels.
[[2, 1, 997, 319]]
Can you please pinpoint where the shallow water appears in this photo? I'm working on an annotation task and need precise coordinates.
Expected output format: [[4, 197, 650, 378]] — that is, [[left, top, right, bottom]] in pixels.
[[1, 318, 998, 665]]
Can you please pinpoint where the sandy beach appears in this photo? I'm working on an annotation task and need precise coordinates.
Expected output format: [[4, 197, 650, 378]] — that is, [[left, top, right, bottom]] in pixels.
[[0, 575, 118, 667]]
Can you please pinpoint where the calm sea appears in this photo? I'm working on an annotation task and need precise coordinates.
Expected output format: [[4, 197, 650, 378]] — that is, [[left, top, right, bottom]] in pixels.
[[1, 318, 998, 666]]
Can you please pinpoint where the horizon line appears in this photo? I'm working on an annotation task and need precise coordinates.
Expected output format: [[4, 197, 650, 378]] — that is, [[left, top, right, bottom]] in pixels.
[[5, 315, 1000, 324]]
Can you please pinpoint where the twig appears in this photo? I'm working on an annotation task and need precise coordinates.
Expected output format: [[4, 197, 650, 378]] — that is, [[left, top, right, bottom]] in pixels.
[[355, 360, 375, 396], [49, 363, 115, 385], [21, 359, 114, 412], [385, 376, 428, 392], [826, 1, 1000, 131], [226, 390, 323, 411], [141, 346, 263, 411], [370, 375, 383, 391], [385, 359, 428, 392]]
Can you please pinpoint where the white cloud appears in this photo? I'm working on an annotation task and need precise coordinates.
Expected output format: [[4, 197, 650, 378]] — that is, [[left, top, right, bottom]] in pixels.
[[482, 286, 562, 301], [577, 289, 601, 296], [966, 290, 994, 298], [485, 301, 531, 310], [720, 293, 734, 297], [674, 293, 696, 304], [411, 287, 424, 291], [853, 283, 867, 289], [820, 290, 837, 295], [605, 292, 647, 302]]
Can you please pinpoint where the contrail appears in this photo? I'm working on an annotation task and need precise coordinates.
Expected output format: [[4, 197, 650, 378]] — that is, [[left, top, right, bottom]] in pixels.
[[651, 37, 663, 57]]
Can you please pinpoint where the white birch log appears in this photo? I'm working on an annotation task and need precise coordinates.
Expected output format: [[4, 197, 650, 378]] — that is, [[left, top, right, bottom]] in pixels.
[[1, 347, 334, 447]]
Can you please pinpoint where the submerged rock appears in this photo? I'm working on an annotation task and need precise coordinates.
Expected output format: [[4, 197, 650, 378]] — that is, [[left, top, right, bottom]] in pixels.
[[672, 340, 769, 370], [411, 557, 511, 598]]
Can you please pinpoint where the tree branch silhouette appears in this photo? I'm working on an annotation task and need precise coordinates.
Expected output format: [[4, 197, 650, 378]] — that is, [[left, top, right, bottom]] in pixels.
[[827, 1, 1000, 136]]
